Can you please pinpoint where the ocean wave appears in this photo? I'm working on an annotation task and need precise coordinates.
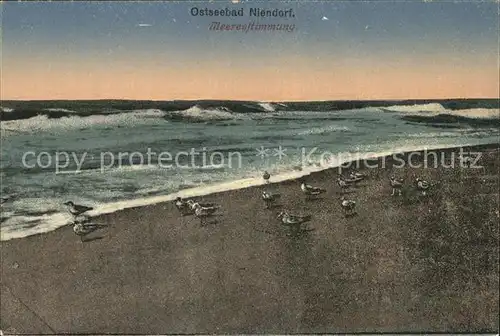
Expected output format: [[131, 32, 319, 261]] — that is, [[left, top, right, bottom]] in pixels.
[[45, 108, 76, 113], [297, 125, 350, 136], [1, 106, 14, 113], [382, 103, 448, 113], [1, 109, 168, 135], [2, 99, 498, 122], [258, 102, 276, 112], [451, 108, 499, 119], [165, 105, 243, 122], [400, 112, 499, 128], [382, 102, 499, 119]]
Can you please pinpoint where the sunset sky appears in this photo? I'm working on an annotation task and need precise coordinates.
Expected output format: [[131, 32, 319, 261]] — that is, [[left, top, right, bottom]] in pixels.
[[2, 1, 499, 101]]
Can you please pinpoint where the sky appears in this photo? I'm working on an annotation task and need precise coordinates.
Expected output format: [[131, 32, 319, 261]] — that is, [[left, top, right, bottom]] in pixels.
[[1, 1, 499, 101]]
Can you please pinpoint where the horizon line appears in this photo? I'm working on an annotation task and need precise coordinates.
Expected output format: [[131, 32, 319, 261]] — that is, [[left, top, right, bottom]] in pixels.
[[2, 97, 499, 103]]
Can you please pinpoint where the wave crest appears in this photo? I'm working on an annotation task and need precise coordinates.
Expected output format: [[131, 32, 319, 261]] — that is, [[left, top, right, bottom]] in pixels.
[[382, 103, 447, 113], [165, 105, 240, 122], [1, 109, 167, 135]]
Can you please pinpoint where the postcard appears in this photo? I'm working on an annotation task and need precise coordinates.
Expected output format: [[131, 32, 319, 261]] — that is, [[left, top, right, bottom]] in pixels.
[[1, 0, 499, 334]]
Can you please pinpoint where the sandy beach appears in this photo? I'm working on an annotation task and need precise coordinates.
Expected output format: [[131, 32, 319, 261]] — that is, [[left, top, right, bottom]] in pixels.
[[1, 144, 499, 334]]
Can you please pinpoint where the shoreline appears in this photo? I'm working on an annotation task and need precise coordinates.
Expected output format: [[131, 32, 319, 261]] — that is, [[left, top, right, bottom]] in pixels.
[[2, 142, 498, 241], [1, 143, 499, 333]]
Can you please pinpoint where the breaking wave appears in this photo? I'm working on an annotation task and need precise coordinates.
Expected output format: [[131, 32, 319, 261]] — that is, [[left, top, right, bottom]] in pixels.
[[382, 103, 448, 113], [258, 102, 276, 112], [400, 112, 499, 128], [165, 105, 239, 122], [1, 109, 167, 135]]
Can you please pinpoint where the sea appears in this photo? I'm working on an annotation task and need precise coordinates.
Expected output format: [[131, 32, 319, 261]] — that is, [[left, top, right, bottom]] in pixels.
[[1, 99, 499, 240]]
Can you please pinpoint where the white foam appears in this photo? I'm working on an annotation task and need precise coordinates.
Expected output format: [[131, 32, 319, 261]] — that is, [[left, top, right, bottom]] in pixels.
[[382, 104, 499, 119], [451, 108, 499, 119], [0, 109, 167, 135], [297, 125, 350, 136], [383, 103, 447, 113], [172, 105, 239, 121], [45, 108, 76, 112], [1, 106, 14, 113], [1, 213, 73, 241], [258, 102, 276, 112]]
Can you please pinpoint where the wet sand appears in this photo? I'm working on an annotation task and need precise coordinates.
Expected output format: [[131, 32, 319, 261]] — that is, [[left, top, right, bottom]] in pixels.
[[1, 144, 499, 334]]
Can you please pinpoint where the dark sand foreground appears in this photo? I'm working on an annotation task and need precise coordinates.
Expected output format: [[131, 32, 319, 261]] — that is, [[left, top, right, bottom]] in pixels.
[[1, 144, 499, 334]]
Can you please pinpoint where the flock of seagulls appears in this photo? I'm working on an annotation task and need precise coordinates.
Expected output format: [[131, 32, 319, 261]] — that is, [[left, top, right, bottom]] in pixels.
[[61, 168, 434, 241], [174, 197, 219, 225]]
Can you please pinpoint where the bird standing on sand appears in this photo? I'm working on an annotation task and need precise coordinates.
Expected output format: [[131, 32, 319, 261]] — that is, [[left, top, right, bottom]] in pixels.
[[336, 177, 350, 194], [262, 190, 281, 209], [415, 178, 430, 196], [263, 171, 271, 184], [300, 180, 326, 199], [174, 197, 193, 216], [64, 201, 93, 219], [187, 199, 216, 210], [349, 170, 366, 180], [72, 222, 107, 242], [277, 211, 311, 227], [390, 176, 404, 196], [277, 211, 313, 236], [340, 197, 356, 217], [192, 203, 219, 225]]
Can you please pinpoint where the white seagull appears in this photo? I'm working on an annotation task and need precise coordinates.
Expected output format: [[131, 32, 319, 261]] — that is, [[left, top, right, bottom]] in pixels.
[[192, 203, 219, 225], [336, 177, 350, 194], [64, 201, 93, 219], [277, 211, 311, 227], [72, 222, 107, 242], [340, 197, 356, 216], [349, 170, 366, 180], [389, 176, 404, 196], [300, 179, 326, 199], [187, 199, 216, 210], [174, 197, 193, 216], [415, 178, 430, 196], [262, 190, 281, 209]]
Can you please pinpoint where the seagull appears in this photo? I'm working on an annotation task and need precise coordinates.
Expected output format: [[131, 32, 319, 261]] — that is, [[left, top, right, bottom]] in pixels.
[[72, 221, 107, 242], [300, 179, 326, 199], [340, 197, 356, 216], [415, 178, 430, 196], [336, 177, 350, 194], [262, 190, 281, 209], [277, 211, 311, 227], [390, 176, 404, 196], [174, 197, 193, 216], [192, 203, 219, 225], [349, 170, 366, 180], [64, 201, 93, 219], [263, 171, 271, 184], [343, 173, 363, 184], [187, 199, 216, 210]]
